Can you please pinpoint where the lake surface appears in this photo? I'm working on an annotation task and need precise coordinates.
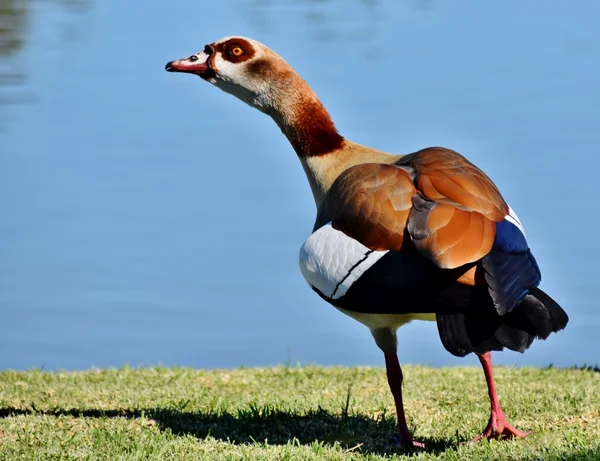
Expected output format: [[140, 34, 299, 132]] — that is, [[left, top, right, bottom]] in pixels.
[[1, 0, 598, 371]]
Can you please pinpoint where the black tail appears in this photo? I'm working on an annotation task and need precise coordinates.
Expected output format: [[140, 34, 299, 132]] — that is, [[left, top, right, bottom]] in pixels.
[[436, 287, 569, 357]]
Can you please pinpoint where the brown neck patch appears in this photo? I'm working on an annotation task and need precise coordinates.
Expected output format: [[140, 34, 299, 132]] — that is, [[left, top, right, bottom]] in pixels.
[[284, 99, 344, 157]]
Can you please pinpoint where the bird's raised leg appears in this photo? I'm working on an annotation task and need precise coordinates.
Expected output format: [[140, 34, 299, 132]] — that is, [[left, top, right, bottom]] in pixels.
[[383, 351, 424, 449], [471, 351, 530, 442]]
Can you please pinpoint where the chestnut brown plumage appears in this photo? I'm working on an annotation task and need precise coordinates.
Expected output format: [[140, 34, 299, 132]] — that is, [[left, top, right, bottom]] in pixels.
[[318, 147, 506, 270]]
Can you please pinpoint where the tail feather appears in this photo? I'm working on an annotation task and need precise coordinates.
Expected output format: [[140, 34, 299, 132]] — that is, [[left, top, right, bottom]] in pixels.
[[530, 287, 569, 334], [437, 287, 568, 357]]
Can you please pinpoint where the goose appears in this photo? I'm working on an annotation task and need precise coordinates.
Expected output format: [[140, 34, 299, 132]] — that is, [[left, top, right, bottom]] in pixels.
[[165, 36, 568, 448]]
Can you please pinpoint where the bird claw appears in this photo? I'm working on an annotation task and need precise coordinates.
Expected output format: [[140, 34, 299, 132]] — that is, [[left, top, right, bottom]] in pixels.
[[392, 435, 425, 449], [408, 440, 426, 449], [469, 414, 531, 443]]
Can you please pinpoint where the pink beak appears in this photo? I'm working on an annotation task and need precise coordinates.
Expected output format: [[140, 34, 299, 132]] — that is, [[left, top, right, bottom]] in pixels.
[[165, 50, 214, 78]]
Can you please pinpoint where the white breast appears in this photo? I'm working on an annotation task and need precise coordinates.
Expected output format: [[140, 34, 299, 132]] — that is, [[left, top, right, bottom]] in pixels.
[[299, 224, 388, 300]]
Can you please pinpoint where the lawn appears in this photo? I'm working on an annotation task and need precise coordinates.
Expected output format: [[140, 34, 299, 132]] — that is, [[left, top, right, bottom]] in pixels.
[[0, 365, 598, 460]]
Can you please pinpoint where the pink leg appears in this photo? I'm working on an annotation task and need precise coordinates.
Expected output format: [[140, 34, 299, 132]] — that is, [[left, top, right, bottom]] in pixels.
[[384, 351, 424, 449], [471, 352, 531, 442]]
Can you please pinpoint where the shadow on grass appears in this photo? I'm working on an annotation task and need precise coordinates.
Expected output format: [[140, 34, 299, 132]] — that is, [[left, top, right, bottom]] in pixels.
[[0, 405, 454, 456], [2, 405, 598, 459]]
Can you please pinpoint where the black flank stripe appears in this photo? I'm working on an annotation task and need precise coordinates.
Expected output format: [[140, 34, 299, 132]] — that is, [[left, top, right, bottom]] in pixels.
[[331, 250, 374, 298]]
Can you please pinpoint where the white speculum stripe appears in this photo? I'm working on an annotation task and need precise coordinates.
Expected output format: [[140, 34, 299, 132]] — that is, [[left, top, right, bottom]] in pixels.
[[299, 224, 388, 300], [506, 205, 526, 237]]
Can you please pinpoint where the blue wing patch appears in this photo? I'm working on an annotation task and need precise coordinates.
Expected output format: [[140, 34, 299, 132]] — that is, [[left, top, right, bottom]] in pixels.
[[494, 219, 529, 253], [482, 218, 541, 316]]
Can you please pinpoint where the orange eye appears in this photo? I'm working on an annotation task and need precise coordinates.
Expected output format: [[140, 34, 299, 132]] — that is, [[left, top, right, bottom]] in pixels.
[[231, 47, 244, 56]]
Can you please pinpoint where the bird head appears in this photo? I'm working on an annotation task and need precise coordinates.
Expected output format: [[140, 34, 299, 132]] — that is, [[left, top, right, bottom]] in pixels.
[[165, 36, 292, 113]]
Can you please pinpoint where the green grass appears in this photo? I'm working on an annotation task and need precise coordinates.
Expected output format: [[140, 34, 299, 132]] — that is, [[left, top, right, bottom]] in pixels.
[[0, 365, 598, 460]]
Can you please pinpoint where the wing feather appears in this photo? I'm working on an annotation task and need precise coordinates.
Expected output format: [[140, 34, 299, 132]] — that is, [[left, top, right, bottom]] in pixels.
[[316, 147, 508, 270], [400, 148, 508, 268], [316, 164, 416, 252]]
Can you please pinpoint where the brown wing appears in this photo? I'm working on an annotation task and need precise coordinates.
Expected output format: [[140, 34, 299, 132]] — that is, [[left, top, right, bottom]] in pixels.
[[316, 163, 416, 251], [316, 147, 509, 270], [400, 147, 508, 269], [401, 147, 508, 221]]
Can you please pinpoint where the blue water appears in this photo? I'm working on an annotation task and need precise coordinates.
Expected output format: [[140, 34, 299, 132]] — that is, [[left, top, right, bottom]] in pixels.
[[0, 0, 598, 370]]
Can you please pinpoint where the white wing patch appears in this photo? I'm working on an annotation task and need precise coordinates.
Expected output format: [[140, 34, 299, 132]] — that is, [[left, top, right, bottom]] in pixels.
[[506, 205, 526, 237], [299, 224, 388, 300]]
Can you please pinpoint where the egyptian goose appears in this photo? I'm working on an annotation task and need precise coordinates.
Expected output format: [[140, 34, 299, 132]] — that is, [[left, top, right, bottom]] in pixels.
[[165, 36, 568, 448]]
